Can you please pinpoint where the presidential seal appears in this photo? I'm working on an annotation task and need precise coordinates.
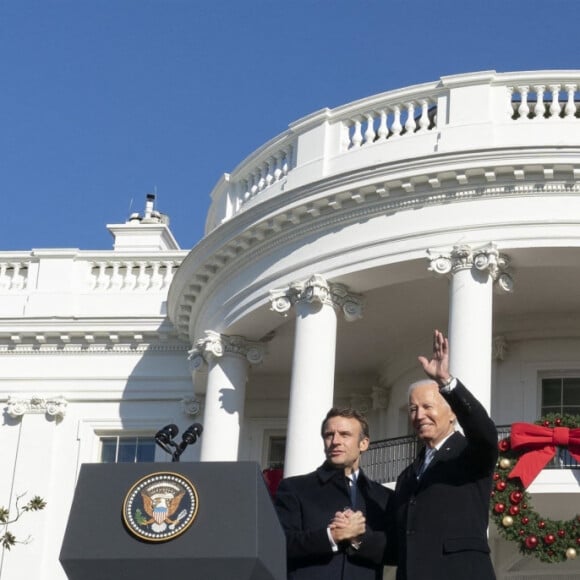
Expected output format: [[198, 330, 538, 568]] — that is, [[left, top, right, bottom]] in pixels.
[[122, 472, 198, 542]]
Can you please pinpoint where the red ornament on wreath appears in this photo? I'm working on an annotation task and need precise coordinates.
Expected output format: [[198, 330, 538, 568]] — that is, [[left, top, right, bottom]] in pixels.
[[494, 502, 506, 514], [525, 535, 539, 549], [491, 414, 580, 564]]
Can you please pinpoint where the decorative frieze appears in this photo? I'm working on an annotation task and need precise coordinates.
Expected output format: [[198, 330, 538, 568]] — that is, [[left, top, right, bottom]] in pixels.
[[6, 395, 67, 419], [428, 243, 514, 293], [188, 330, 265, 368], [269, 274, 363, 321]]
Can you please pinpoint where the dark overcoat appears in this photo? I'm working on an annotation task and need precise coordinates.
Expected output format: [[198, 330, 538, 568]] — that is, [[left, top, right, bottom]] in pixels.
[[392, 381, 498, 580], [274, 464, 393, 580]]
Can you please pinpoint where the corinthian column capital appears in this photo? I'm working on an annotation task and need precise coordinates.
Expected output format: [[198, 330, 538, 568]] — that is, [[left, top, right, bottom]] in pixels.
[[188, 330, 265, 366], [269, 274, 363, 321], [428, 243, 514, 293]]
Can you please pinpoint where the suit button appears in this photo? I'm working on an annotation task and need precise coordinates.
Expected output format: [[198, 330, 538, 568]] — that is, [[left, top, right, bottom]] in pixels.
[[409, 498, 416, 505], [406, 530, 415, 535]]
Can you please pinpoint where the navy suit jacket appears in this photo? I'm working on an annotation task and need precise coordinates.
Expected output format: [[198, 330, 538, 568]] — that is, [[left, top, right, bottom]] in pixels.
[[274, 463, 393, 580], [392, 381, 498, 580]]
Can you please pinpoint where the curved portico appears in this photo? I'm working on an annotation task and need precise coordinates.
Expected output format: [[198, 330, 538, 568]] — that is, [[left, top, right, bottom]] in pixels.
[[169, 69, 580, 479]]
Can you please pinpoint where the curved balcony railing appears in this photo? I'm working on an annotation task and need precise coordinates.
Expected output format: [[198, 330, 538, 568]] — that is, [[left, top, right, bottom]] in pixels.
[[206, 70, 580, 234], [361, 425, 580, 484]]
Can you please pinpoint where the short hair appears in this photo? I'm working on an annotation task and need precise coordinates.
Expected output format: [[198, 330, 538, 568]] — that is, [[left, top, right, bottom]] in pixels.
[[407, 379, 438, 399], [321, 407, 370, 441]]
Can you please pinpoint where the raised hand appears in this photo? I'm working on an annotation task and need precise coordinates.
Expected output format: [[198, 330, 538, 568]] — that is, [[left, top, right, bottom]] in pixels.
[[417, 329, 451, 385]]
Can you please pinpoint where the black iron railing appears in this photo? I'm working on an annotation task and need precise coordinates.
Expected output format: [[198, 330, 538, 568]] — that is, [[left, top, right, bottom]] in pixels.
[[361, 425, 579, 484]]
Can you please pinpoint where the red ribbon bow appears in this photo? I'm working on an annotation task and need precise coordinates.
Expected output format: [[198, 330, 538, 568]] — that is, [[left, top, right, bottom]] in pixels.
[[508, 423, 580, 488]]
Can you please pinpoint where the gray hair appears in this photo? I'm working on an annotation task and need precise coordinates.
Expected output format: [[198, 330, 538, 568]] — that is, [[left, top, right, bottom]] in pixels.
[[407, 379, 438, 399]]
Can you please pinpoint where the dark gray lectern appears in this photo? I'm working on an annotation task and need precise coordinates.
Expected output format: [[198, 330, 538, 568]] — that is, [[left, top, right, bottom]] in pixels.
[[60, 462, 285, 580]]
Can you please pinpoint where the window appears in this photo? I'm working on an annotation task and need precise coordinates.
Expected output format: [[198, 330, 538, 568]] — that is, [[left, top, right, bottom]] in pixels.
[[541, 377, 580, 468], [541, 377, 580, 416], [265, 435, 286, 469], [100, 435, 156, 463]]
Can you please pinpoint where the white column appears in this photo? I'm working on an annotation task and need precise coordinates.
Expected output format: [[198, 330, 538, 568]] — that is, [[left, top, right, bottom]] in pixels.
[[189, 331, 264, 461], [429, 244, 513, 412], [1, 396, 67, 580], [270, 274, 363, 477]]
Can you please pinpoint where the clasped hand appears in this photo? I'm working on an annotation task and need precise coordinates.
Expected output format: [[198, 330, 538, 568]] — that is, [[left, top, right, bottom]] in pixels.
[[329, 508, 365, 542]]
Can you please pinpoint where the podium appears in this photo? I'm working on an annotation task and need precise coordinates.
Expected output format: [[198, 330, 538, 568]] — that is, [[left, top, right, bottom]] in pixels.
[[60, 462, 286, 580]]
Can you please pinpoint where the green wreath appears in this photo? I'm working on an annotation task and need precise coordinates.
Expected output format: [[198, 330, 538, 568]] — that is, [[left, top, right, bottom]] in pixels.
[[490, 413, 580, 563]]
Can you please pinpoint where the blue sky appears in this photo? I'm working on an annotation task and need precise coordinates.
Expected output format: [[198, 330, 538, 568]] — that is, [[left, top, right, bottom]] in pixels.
[[2, 0, 579, 251]]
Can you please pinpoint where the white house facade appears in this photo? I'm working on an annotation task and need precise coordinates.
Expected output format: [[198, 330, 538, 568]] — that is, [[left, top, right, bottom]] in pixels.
[[3, 70, 580, 579]]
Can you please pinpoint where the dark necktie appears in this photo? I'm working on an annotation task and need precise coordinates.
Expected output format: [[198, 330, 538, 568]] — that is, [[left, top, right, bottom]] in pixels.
[[348, 473, 357, 507], [417, 447, 435, 479]]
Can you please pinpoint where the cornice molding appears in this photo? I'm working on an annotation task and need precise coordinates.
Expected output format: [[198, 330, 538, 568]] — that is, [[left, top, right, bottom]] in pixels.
[[171, 159, 580, 339]]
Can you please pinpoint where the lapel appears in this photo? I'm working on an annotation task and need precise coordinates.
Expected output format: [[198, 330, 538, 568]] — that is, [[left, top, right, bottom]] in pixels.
[[413, 432, 464, 488]]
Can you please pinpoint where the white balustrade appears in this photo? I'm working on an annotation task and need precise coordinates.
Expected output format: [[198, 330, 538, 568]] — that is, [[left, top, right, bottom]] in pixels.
[[0, 261, 30, 292], [510, 80, 579, 120], [206, 71, 580, 230], [88, 260, 178, 291], [341, 97, 436, 150]]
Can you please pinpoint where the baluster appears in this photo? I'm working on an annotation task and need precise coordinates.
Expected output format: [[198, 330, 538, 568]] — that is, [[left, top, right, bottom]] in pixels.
[[517, 86, 530, 119], [96, 262, 109, 290], [250, 173, 259, 197], [363, 114, 375, 145], [507, 86, 515, 118], [391, 105, 402, 137], [265, 158, 275, 187], [565, 84, 577, 118], [273, 154, 282, 182], [340, 121, 351, 151], [21, 263, 29, 290], [418, 99, 430, 132], [376, 109, 388, 141], [122, 261, 136, 291], [86, 263, 97, 290], [162, 261, 174, 289], [0, 263, 9, 291], [109, 261, 122, 291], [351, 118, 363, 148], [257, 165, 266, 192], [404, 102, 416, 134], [150, 261, 163, 290], [136, 261, 149, 290], [282, 150, 290, 177], [533, 85, 545, 120], [549, 85, 561, 118], [242, 178, 251, 202], [11, 263, 24, 290]]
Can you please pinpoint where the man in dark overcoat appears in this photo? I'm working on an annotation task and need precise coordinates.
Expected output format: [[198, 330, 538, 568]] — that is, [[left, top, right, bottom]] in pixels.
[[274, 407, 394, 580], [392, 329, 498, 580]]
